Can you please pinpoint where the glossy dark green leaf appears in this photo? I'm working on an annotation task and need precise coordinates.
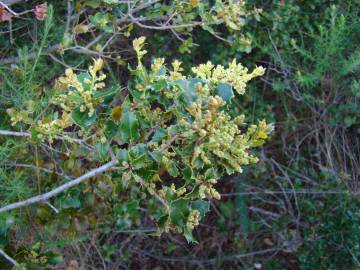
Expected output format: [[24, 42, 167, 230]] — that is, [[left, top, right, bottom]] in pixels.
[[47, 253, 64, 265], [116, 149, 129, 163], [95, 143, 109, 161], [104, 120, 118, 139], [77, 72, 92, 91], [151, 128, 167, 143], [120, 111, 140, 143], [71, 109, 97, 129], [170, 199, 189, 227], [93, 85, 120, 100], [191, 200, 210, 218], [175, 78, 202, 105], [216, 82, 234, 102]]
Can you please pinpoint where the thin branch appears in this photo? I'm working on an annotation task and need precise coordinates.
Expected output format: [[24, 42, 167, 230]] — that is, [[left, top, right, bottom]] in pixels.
[[0, 129, 95, 150], [0, 248, 18, 266], [0, 44, 60, 65], [1, 0, 24, 6], [0, 160, 118, 214], [160, 134, 178, 151], [64, 0, 72, 33], [0, 1, 32, 16], [140, 247, 282, 265], [4, 163, 72, 180], [134, 175, 170, 212], [220, 190, 353, 196], [129, 13, 202, 30], [44, 201, 59, 213], [0, 39, 104, 65], [0, 130, 30, 137]]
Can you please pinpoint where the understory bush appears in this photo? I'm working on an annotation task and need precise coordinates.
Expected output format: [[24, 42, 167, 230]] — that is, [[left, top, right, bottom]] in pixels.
[[0, 0, 360, 269]]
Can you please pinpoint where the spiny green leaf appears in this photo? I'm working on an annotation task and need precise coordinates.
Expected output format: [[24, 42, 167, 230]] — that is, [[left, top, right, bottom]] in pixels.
[[71, 109, 97, 130], [216, 82, 234, 102], [191, 200, 210, 218], [120, 111, 140, 143]]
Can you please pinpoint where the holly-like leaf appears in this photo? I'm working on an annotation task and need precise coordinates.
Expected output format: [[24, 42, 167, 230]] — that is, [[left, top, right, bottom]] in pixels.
[[170, 199, 190, 227], [71, 109, 97, 130], [216, 82, 234, 102], [104, 120, 118, 139], [151, 128, 167, 143], [175, 78, 202, 105], [184, 228, 197, 243], [116, 149, 129, 163], [120, 111, 140, 143], [95, 143, 110, 161], [89, 12, 112, 32], [191, 200, 210, 218]]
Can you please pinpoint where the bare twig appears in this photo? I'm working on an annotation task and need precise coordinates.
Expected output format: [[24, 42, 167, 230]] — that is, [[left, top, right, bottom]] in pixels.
[[64, 0, 72, 33], [221, 190, 353, 196], [0, 44, 60, 65], [0, 129, 95, 150], [0, 0, 32, 16], [0, 248, 18, 266], [0, 159, 118, 214], [4, 163, 72, 180], [44, 201, 59, 213], [160, 134, 178, 151], [140, 247, 282, 265], [129, 13, 202, 30], [0, 130, 30, 137], [1, 0, 24, 6]]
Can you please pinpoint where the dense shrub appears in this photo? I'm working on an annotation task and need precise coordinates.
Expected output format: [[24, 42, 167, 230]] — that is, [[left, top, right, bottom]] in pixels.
[[0, 0, 360, 269]]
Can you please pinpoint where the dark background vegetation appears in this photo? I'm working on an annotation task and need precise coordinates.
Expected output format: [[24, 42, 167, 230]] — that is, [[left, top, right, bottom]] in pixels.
[[1, 0, 360, 269]]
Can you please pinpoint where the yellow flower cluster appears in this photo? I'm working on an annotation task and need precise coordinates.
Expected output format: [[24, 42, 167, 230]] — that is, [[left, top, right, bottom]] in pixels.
[[7, 59, 107, 142], [169, 60, 185, 80], [186, 210, 200, 230], [185, 89, 271, 175], [35, 112, 72, 143], [212, 0, 248, 30], [133, 37, 264, 96], [151, 58, 165, 74], [133, 36, 147, 61], [192, 59, 265, 94], [198, 178, 221, 200], [55, 58, 106, 117], [6, 108, 33, 126], [158, 184, 187, 199]]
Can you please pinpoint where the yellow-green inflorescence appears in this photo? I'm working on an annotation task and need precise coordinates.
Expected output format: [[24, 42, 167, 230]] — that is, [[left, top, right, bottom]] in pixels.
[[7, 58, 107, 142], [191, 59, 265, 95], [132, 36, 272, 200], [6, 36, 272, 238], [55, 58, 106, 117]]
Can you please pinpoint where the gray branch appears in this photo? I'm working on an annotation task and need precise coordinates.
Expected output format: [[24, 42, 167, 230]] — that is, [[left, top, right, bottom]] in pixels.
[[0, 160, 118, 214], [0, 248, 18, 266], [2, 0, 23, 5], [0, 130, 30, 137]]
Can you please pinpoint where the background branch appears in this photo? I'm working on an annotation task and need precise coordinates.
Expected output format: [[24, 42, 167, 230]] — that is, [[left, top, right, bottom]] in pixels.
[[0, 248, 18, 266], [0, 159, 118, 214]]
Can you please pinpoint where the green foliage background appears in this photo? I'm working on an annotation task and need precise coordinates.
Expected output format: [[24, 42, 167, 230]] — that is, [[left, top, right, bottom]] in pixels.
[[1, 0, 360, 269]]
